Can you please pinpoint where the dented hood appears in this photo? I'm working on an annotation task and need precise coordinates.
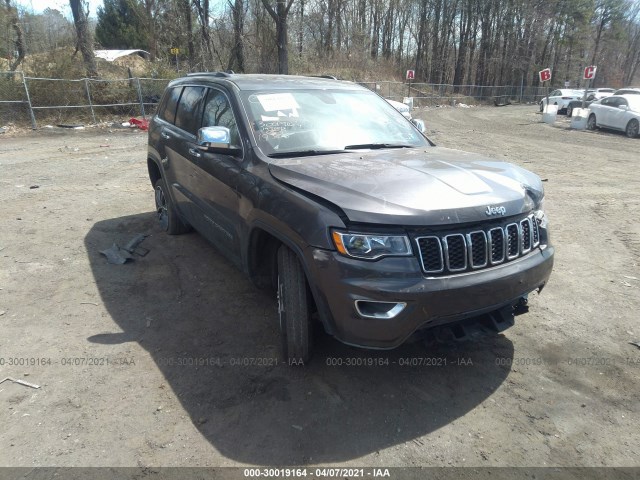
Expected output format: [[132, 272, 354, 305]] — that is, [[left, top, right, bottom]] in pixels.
[[268, 147, 544, 226]]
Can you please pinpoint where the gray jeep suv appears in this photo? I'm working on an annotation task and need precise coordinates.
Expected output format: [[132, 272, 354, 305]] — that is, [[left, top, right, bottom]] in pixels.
[[147, 73, 554, 363]]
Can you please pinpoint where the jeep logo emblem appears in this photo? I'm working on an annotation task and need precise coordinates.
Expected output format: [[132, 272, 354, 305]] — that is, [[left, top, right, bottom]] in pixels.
[[485, 205, 506, 216]]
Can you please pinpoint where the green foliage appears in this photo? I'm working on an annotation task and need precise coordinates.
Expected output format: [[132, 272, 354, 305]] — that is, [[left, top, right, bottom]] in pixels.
[[95, 0, 149, 50]]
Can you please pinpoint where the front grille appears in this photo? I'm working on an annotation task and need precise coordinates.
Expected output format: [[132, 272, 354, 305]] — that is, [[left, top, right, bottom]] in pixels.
[[416, 214, 541, 275]]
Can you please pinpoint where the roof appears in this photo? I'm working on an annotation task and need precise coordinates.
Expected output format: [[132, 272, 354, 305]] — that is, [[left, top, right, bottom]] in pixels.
[[172, 73, 363, 91], [94, 50, 151, 62]]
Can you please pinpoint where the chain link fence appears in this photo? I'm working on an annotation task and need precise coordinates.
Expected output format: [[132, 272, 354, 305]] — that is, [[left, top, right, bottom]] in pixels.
[[1, 71, 170, 129], [1, 73, 550, 129], [359, 81, 549, 107]]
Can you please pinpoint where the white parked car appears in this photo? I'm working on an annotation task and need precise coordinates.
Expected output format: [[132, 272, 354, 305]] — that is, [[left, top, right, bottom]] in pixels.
[[539, 89, 584, 114], [613, 87, 640, 95], [385, 98, 426, 132], [386, 98, 412, 119], [587, 94, 640, 138], [588, 88, 615, 99]]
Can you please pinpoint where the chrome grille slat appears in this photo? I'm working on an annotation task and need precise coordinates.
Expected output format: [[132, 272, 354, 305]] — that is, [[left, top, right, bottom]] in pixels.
[[489, 227, 505, 264], [443, 234, 467, 271], [466, 231, 488, 268], [415, 214, 543, 275]]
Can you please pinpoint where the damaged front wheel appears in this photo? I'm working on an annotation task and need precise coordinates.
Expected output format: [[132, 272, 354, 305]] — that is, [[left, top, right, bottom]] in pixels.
[[154, 178, 191, 235]]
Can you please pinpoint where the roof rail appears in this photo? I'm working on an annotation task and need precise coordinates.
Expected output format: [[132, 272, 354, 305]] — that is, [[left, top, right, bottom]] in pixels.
[[310, 75, 338, 80], [186, 71, 234, 78]]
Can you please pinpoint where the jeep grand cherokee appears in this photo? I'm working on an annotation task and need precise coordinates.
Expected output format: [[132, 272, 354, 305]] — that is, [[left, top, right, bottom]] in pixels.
[[147, 73, 554, 363]]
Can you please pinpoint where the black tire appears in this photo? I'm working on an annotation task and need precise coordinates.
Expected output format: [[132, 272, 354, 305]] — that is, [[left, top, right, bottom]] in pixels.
[[566, 104, 573, 117], [625, 119, 639, 138], [539, 101, 544, 113], [587, 114, 597, 131], [277, 245, 312, 364], [154, 178, 191, 235]]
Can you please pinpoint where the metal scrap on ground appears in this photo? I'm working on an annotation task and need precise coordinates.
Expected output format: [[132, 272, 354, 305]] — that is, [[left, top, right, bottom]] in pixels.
[[0, 377, 41, 389], [100, 234, 149, 264]]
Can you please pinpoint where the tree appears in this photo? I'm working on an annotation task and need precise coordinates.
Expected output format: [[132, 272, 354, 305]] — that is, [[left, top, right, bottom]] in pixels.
[[69, 0, 98, 77], [4, 0, 26, 71], [261, 0, 295, 74], [95, 0, 149, 50]]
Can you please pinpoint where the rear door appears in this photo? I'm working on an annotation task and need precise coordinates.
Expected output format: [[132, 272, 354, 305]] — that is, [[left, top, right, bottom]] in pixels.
[[162, 85, 207, 227], [597, 96, 617, 126]]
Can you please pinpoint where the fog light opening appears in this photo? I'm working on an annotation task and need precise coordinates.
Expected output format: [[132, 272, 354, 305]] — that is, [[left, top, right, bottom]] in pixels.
[[355, 300, 406, 319]]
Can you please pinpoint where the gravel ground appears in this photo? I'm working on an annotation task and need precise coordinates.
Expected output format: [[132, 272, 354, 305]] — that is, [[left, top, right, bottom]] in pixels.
[[0, 106, 638, 469]]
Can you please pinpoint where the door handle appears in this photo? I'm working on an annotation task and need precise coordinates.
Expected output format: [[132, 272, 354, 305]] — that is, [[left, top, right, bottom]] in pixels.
[[188, 148, 202, 158], [161, 132, 171, 139]]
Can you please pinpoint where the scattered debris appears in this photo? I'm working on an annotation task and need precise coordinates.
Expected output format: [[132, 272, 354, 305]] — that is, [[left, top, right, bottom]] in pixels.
[[30, 185, 39, 189], [0, 127, 6, 134], [100, 234, 149, 264], [129, 118, 149, 131], [630, 341, 640, 349], [0, 377, 41, 389], [99, 145, 110, 148], [0, 310, 5, 316], [457, 103, 471, 108], [57, 124, 85, 129], [80, 302, 98, 306], [291, 424, 303, 431], [623, 275, 637, 280], [100, 244, 134, 265]]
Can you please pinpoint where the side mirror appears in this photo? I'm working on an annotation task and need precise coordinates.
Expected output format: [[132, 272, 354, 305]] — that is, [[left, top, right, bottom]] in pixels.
[[197, 126, 241, 154], [411, 118, 426, 133]]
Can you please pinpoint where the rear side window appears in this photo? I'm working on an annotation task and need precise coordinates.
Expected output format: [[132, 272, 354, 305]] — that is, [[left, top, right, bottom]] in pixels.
[[159, 87, 182, 124], [175, 86, 206, 135]]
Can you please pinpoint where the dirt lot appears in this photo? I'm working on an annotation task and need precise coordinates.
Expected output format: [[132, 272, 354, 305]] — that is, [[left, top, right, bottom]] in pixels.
[[1, 106, 639, 469]]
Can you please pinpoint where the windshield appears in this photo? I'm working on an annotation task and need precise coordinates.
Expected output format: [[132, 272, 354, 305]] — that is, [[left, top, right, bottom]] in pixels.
[[239, 89, 429, 157]]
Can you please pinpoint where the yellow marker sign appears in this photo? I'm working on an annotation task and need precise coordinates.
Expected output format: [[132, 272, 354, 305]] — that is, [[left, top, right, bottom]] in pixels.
[[170, 48, 179, 55]]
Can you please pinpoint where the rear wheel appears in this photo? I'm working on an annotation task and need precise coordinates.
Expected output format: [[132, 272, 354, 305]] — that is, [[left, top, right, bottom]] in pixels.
[[566, 104, 573, 117], [154, 178, 191, 235], [587, 114, 597, 131], [625, 119, 639, 138], [539, 101, 544, 113], [277, 245, 312, 364]]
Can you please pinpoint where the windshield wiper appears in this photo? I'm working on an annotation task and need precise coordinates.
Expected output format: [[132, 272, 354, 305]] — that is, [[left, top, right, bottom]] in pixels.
[[342, 143, 414, 150], [267, 149, 348, 158]]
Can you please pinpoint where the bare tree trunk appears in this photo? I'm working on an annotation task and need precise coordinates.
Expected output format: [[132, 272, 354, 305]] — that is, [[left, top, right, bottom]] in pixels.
[[181, 0, 195, 70], [69, 0, 98, 77], [262, 0, 295, 74], [228, 0, 246, 71], [5, 0, 26, 72]]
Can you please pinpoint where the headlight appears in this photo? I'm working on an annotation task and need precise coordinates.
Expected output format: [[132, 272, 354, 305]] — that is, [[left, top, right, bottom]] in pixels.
[[332, 230, 412, 260], [534, 198, 548, 228]]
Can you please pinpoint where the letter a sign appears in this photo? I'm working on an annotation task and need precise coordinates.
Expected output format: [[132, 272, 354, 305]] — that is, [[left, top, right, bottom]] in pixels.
[[406, 70, 415, 81], [539, 68, 551, 82], [584, 65, 597, 80]]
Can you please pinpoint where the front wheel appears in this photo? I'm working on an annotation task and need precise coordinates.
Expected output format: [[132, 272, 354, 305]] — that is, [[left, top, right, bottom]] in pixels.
[[154, 178, 191, 234], [277, 245, 313, 364], [587, 114, 597, 131], [539, 101, 544, 113], [566, 105, 573, 117], [625, 119, 639, 138]]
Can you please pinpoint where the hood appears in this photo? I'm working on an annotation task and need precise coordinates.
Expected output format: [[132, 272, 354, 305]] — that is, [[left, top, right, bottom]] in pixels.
[[268, 147, 544, 226]]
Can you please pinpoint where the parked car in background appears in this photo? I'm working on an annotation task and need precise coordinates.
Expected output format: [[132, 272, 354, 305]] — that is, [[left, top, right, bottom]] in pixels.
[[613, 87, 640, 95], [588, 88, 615, 100], [587, 94, 640, 138], [566, 93, 597, 117], [539, 89, 583, 114], [386, 98, 426, 132]]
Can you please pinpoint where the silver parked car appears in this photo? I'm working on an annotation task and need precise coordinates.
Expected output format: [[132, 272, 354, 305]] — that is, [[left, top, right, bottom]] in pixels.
[[587, 94, 640, 138]]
